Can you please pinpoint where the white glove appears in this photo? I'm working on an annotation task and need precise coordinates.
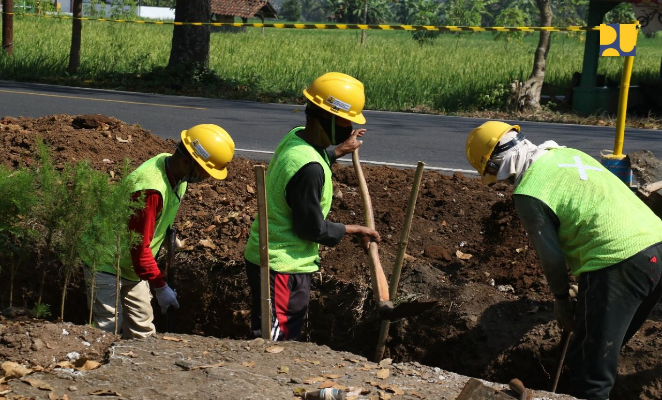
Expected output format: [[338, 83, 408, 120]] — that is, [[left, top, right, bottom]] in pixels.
[[154, 284, 180, 315]]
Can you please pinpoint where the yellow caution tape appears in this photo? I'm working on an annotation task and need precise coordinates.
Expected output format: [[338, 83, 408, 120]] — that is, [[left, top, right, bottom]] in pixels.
[[1, 12, 599, 31]]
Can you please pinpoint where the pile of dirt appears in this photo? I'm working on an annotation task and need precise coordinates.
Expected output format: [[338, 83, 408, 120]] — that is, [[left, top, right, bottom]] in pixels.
[[1, 114, 661, 399], [0, 329, 578, 400], [0, 316, 117, 369]]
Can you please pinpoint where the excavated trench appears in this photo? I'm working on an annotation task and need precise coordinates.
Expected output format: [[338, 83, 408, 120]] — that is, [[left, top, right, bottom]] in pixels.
[[1, 114, 661, 399]]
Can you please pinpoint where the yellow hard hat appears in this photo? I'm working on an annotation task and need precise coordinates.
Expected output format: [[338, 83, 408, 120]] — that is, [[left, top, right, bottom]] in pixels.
[[303, 72, 366, 124], [465, 121, 520, 180], [180, 124, 235, 180]]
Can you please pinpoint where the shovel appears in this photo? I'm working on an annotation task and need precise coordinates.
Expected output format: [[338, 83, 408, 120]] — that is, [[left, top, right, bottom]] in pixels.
[[456, 378, 519, 400], [352, 150, 436, 321]]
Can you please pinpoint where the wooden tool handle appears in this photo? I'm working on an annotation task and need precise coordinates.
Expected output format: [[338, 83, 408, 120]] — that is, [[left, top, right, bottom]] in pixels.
[[254, 165, 272, 340], [551, 329, 571, 393], [352, 149, 390, 304], [508, 378, 529, 400]]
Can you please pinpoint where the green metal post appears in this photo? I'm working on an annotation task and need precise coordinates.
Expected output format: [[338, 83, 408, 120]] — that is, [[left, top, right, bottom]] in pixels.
[[572, 0, 619, 115]]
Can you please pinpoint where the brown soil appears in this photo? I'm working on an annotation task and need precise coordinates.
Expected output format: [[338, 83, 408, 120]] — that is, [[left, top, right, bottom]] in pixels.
[[1, 114, 661, 400]]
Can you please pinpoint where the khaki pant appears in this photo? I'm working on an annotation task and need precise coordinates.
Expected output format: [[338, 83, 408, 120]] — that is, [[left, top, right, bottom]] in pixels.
[[84, 269, 155, 339]]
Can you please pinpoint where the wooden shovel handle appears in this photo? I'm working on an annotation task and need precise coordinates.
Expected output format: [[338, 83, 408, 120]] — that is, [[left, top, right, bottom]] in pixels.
[[509, 378, 529, 400], [352, 149, 390, 303]]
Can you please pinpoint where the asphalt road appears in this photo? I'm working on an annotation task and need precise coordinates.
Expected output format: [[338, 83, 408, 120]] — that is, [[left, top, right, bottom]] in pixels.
[[1, 80, 660, 175]]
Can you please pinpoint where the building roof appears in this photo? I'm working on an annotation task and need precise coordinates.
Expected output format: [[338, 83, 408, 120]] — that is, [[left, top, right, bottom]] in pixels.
[[211, 0, 278, 19]]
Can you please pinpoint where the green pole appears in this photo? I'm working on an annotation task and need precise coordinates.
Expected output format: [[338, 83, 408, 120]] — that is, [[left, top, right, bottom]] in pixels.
[[573, 0, 618, 114]]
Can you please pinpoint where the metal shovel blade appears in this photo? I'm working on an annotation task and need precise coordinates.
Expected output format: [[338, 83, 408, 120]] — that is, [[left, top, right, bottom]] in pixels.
[[378, 300, 437, 321], [456, 378, 517, 400]]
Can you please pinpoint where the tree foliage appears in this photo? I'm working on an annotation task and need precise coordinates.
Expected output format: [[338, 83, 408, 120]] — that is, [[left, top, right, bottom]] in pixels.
[[280, 0, 302, 21], [605, 2, 636, 24], [325, 0, 392, 23], [301, 0, 326, 21], [441, 0, 497, 26], [0, 166, 38, 306], [395, 0, 442, 44], [493, 7, 530, 44], [0, 140, 143, 324]]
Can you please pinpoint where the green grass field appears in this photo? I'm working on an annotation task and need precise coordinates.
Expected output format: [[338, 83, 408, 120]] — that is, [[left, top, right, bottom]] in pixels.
[[2, 15, 661, 112]]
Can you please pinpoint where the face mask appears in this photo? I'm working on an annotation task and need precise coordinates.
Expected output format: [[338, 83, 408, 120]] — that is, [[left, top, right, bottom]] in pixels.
[[317, 115, 352, 145], [182, 160, 204, 184], [182, 175, 203, 184]]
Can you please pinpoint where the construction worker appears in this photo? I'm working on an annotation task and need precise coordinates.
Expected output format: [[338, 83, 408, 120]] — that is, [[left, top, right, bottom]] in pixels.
[[465, 121, 662, 400], [243, 72, 380, 341], [85, 124, 235, 339]]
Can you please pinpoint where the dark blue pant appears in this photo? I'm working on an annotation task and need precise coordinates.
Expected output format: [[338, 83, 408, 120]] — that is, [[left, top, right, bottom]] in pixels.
[[245, 260, 311, 341], [566, 242, 662, 400]]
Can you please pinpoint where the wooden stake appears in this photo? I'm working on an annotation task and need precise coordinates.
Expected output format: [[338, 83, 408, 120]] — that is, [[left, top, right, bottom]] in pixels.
[[254, 165, 272, 340], [374, 161, 425, 361], [390, 161, 425, 298]]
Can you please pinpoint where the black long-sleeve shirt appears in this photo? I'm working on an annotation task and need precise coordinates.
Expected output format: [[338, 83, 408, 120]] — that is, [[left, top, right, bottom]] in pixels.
[[513, 194, 570, 298], [285, 148, 346, 247]]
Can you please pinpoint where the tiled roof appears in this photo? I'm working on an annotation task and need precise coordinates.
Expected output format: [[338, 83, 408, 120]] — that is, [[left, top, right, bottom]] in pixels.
[[211, 0, 278, 18]]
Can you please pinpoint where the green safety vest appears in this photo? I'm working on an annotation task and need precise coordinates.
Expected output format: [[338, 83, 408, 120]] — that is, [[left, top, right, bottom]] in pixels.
[[514, 148, 662, 276], [96, 154, 187, 281], [244, 127, 333, 273]]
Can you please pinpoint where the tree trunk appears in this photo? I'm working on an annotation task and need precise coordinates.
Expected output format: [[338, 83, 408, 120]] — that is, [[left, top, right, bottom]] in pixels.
[[168, 0, 211, 72], [512, 0, 552, 110], [9, 258, 16, 307], [67, 0, 83, 74], [60, 268, 72, 321], [114, 235, 121, 335], [88, 258, 97, 325], [37, 230, 54, 305], [360, 0, 367, 46], [2, 0, 13, 55]]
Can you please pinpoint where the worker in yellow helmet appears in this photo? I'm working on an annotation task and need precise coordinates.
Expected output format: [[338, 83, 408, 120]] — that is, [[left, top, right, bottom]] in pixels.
[[466, 120, 662, 399], [84, 124, 235, 339], [244, 72, 380, 341]]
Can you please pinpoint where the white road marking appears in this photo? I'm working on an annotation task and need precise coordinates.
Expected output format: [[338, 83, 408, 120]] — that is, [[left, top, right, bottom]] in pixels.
[[235, 148, 478, 175]]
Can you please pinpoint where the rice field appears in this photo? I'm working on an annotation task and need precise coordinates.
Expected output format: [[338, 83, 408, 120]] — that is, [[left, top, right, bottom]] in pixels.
[[2, 15, 661, 112]]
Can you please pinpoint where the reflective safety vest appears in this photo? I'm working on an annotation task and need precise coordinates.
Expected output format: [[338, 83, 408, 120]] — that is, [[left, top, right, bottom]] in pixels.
[[514, 148, 662, 276], [244, 127, 333, 273], [96, 154, 186, 281]]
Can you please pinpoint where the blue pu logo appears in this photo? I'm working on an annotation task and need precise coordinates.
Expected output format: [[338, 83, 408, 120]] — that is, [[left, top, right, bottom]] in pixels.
[[600, 23, 638, 57]]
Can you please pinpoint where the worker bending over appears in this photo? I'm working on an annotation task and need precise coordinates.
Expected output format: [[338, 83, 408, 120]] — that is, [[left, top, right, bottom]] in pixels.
[[85, 124, 235, 339], [466, 121, 662, 400]]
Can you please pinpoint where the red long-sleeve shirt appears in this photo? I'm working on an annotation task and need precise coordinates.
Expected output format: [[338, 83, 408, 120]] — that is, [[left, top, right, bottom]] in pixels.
[[127, 163, 178, 289], [128, 190, 166, 288]]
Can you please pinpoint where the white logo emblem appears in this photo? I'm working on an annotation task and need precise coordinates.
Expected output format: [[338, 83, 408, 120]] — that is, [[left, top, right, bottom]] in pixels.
[[558, 156, 603, 180], [192, 139, 211, 160], [325, 96, 351, 112]]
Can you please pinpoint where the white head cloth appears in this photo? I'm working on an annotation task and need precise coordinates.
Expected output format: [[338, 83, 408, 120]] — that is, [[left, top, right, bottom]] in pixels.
[[490, 130, 563, 187]]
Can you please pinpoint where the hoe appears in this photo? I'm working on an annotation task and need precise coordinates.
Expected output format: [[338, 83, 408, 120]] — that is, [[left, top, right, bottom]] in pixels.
[[352, 149, 436, 322]]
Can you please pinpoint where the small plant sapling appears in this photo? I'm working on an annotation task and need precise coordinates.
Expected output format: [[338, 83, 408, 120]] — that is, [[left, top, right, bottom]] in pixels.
[[0, 166, 38, 307], [33, 139, 69, 306], [56, 161, 100, 321], [80, 169, 116, 326], [30, 302, 52, 319], [106, 161, 143, 335]]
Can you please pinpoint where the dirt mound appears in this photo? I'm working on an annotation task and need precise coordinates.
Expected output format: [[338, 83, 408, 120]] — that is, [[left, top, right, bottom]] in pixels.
[[1, 114, 661, 399], [0, 316, 117, 369], [0, 327, 578, 400]]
